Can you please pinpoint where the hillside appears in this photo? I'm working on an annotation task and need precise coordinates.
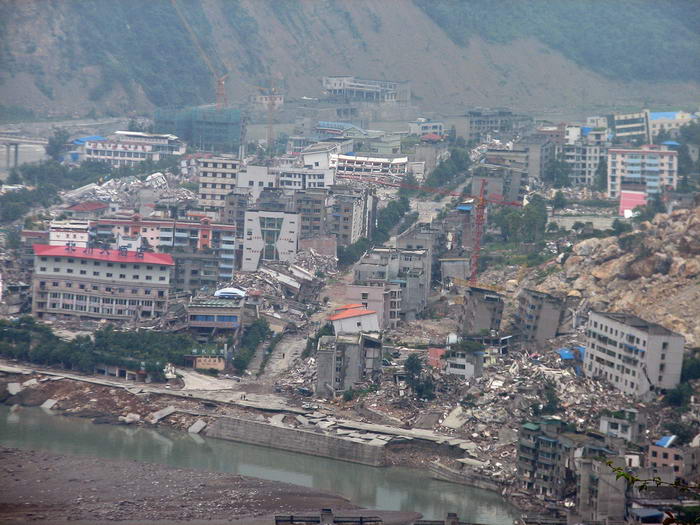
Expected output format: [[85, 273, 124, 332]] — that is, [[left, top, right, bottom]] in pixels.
[[0, 0, 699, 118], [520, 207, 700, 348]]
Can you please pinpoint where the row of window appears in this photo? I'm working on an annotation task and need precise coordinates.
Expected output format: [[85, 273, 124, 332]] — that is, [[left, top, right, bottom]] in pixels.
[[39, 281, 165, 296], [39, 267, 166, 281], [39, 257, 167, 272]]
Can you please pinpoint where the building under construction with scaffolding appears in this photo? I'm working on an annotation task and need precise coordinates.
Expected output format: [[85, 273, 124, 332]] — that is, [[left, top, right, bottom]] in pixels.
[[154, 105, 243, 153]]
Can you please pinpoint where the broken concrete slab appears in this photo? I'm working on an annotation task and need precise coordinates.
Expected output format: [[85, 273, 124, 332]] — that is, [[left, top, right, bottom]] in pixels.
[[295, 415, 310, 426], [41, 399, 58, 410], [270, 414, 286, 426], [21, 379, 38, 388], [188, 419, 207, 434], [442, 406, 469, 430], [148, 406, 176, 423], [7, 383, 22, 395]]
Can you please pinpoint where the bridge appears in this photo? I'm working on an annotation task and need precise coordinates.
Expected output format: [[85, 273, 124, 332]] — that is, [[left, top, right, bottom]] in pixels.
[[0, 133, 49, 170]]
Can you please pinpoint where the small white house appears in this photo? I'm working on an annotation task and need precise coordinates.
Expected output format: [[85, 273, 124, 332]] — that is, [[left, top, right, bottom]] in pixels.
[[328, 304, 380, 334]]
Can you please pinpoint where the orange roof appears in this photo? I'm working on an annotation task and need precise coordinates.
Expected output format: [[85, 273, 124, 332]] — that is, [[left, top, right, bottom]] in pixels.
[[328, 308, 377, 321], [336, 303, 364, 311]]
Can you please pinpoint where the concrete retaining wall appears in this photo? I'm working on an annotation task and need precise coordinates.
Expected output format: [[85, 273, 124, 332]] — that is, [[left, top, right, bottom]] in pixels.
[[206, 417, 386, 466]]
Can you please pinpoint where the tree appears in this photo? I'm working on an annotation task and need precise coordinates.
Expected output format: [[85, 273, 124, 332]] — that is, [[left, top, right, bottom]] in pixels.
[[594, 159, 608, 192], [632, 193, 666, 224], [678, 144, 694, 176], [398, 173, 418, 197], [611, 219, 632, 236], [551, 191, 567, 213], [45, 129, 70, 162], [404, 354, 423, 384], [544, 157, 571, 188]]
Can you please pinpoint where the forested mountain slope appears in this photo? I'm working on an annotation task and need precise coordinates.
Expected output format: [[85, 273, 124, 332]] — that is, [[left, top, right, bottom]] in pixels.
[[1, 0, 698, 118]]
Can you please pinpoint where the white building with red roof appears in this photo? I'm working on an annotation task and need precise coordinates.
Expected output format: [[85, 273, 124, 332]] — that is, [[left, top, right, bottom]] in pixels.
[[328, 304, 380, 334], [31, 244, 174, 322]]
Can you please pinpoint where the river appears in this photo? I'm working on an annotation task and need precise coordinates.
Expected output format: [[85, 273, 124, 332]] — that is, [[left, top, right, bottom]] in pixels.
[[0, 406, 518, 523]]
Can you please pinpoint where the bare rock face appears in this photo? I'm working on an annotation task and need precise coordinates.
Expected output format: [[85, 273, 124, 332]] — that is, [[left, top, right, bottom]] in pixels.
[[519, 207, 700, 347]]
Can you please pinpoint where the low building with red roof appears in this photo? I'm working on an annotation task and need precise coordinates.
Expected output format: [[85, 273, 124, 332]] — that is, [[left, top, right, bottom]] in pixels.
[[328, 307, 379, 334], [32, 244, 173, 323]]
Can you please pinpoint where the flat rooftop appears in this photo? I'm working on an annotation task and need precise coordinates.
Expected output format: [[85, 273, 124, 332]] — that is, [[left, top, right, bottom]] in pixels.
[[593, 311, 680, 337]]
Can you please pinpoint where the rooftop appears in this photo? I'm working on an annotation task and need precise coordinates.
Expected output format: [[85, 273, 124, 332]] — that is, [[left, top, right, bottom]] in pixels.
[[33, 244, 174, 266], [66, 201, 109, 212], [328, 308, 377, 321], [593, 311, 680, 337]]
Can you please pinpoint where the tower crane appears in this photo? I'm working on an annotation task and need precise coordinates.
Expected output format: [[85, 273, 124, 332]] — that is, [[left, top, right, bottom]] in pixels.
[[170, 0, 228, 108], [335, 175, 522, 284]]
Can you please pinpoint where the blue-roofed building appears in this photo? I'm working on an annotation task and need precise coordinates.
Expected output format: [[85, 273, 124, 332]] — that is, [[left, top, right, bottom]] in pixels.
[[647, 433, 700, 479], [649, 110, 697, 139]]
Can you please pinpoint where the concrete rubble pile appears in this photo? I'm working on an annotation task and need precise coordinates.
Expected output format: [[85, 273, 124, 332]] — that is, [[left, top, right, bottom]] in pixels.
[[523, 207, 700, 346], [293, 249, 338, 276]]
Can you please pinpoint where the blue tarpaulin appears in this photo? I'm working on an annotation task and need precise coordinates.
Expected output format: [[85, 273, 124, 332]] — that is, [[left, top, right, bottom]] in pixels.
[[73, 135, 106, 145], [456, 204, 473, 211], [655, 435, 677, 448], [557, 348, 575, 360]]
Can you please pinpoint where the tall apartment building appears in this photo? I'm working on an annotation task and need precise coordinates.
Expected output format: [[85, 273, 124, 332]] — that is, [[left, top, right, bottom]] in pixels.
[[327, 186, 376, 247], [241, 207, 300, 272], [513, 289, 564, 344], [583, 311, 684, 397], [315, 333, 382, 398], [348, 247, 431, 327], [471, 164, 528, 203], [81, 131, 185, 168], [463, 286, 504, 335], [562, 127, 611, 186], [462, 108, 533, 142], [518, 418, 619, 500], [32, 245, 173, 322], [607, 144, 678, 198], [196, 155, 242, 213], [608, 110, 651, 143], [277, 166, 334, 190], [484, 135, 553, 185], [292, 189, 329, 240], [93, 215, 236, 281]]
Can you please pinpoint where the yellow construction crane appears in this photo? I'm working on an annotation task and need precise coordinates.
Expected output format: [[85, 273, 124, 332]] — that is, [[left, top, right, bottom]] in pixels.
[[170, 0, 228, 108]]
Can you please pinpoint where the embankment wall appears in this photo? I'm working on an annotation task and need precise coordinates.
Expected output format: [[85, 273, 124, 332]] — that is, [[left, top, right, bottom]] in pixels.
[[206, 417, 386, 466]]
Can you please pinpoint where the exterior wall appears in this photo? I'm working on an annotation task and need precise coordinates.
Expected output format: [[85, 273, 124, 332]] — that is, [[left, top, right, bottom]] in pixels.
[[32, 249, 172, 322], [464, 109, 533, 142], [645, 444, 700, 477], [409, 120, 445, 136], [49, 220, 91, 248], [293, 189, 329, 240], [649, 111, 696, 138], [206, 416, 386, 466], [611, 110, 651, 143], [599, 410, 646, 444], [331, 313, 380, 334], [315, 334, 382, 396], [332, 153, 408, 182], [607, 145, 678, 198], [445, 351, 484, 379], [197, 155, 242, 212], [584, 311, 684, 397], [241, 210, 299, 271], [194, 356, 226, 370], [82, 131, 185, 168], [464, 287, 504, 335], [237, 165, 278, 201], [277, 167, 334, 190], [513, 289, 563, 344], [346, 284, 391, 329]]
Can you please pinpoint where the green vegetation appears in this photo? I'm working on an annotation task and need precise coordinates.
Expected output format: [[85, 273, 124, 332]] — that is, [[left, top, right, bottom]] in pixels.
[[492, 194, 548, 243], [0, 104, 35, 123], [544, 157, 571, 188], [233, 319, 271, 373], [415, 0, 700, 83], [397, 211, 419, 235], [423, 147, 470, 190], [665, 383, 693, 409], [594, 159, 608, 192], [302, 323, 334, 359], [371, 196, 411, 244], [45, 129, 70, 162], [404, 354, 435, 400], [337, 238, 370, 268], [551, 191, 567, 212], [632, 194, 666, 224], [0, 317, 196, 381]]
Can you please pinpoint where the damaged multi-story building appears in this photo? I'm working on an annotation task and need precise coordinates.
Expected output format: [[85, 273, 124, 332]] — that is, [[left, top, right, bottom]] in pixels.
[[315, 332, 382, 398], [583, 311, 684, 398], [463, 286, 504, 336], [513, 288, 565, 345], [347, 247, 431, 329]]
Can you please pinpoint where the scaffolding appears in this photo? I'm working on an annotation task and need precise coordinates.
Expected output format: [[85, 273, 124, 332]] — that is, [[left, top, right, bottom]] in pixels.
[[154, 105, 242, 153]]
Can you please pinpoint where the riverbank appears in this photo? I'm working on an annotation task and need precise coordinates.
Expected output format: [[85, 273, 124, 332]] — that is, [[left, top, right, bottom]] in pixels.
[[0, 446, 419, 524]]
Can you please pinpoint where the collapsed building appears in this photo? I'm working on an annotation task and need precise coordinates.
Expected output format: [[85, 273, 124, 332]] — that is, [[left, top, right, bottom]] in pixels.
[[315, 332, 382, 398]]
